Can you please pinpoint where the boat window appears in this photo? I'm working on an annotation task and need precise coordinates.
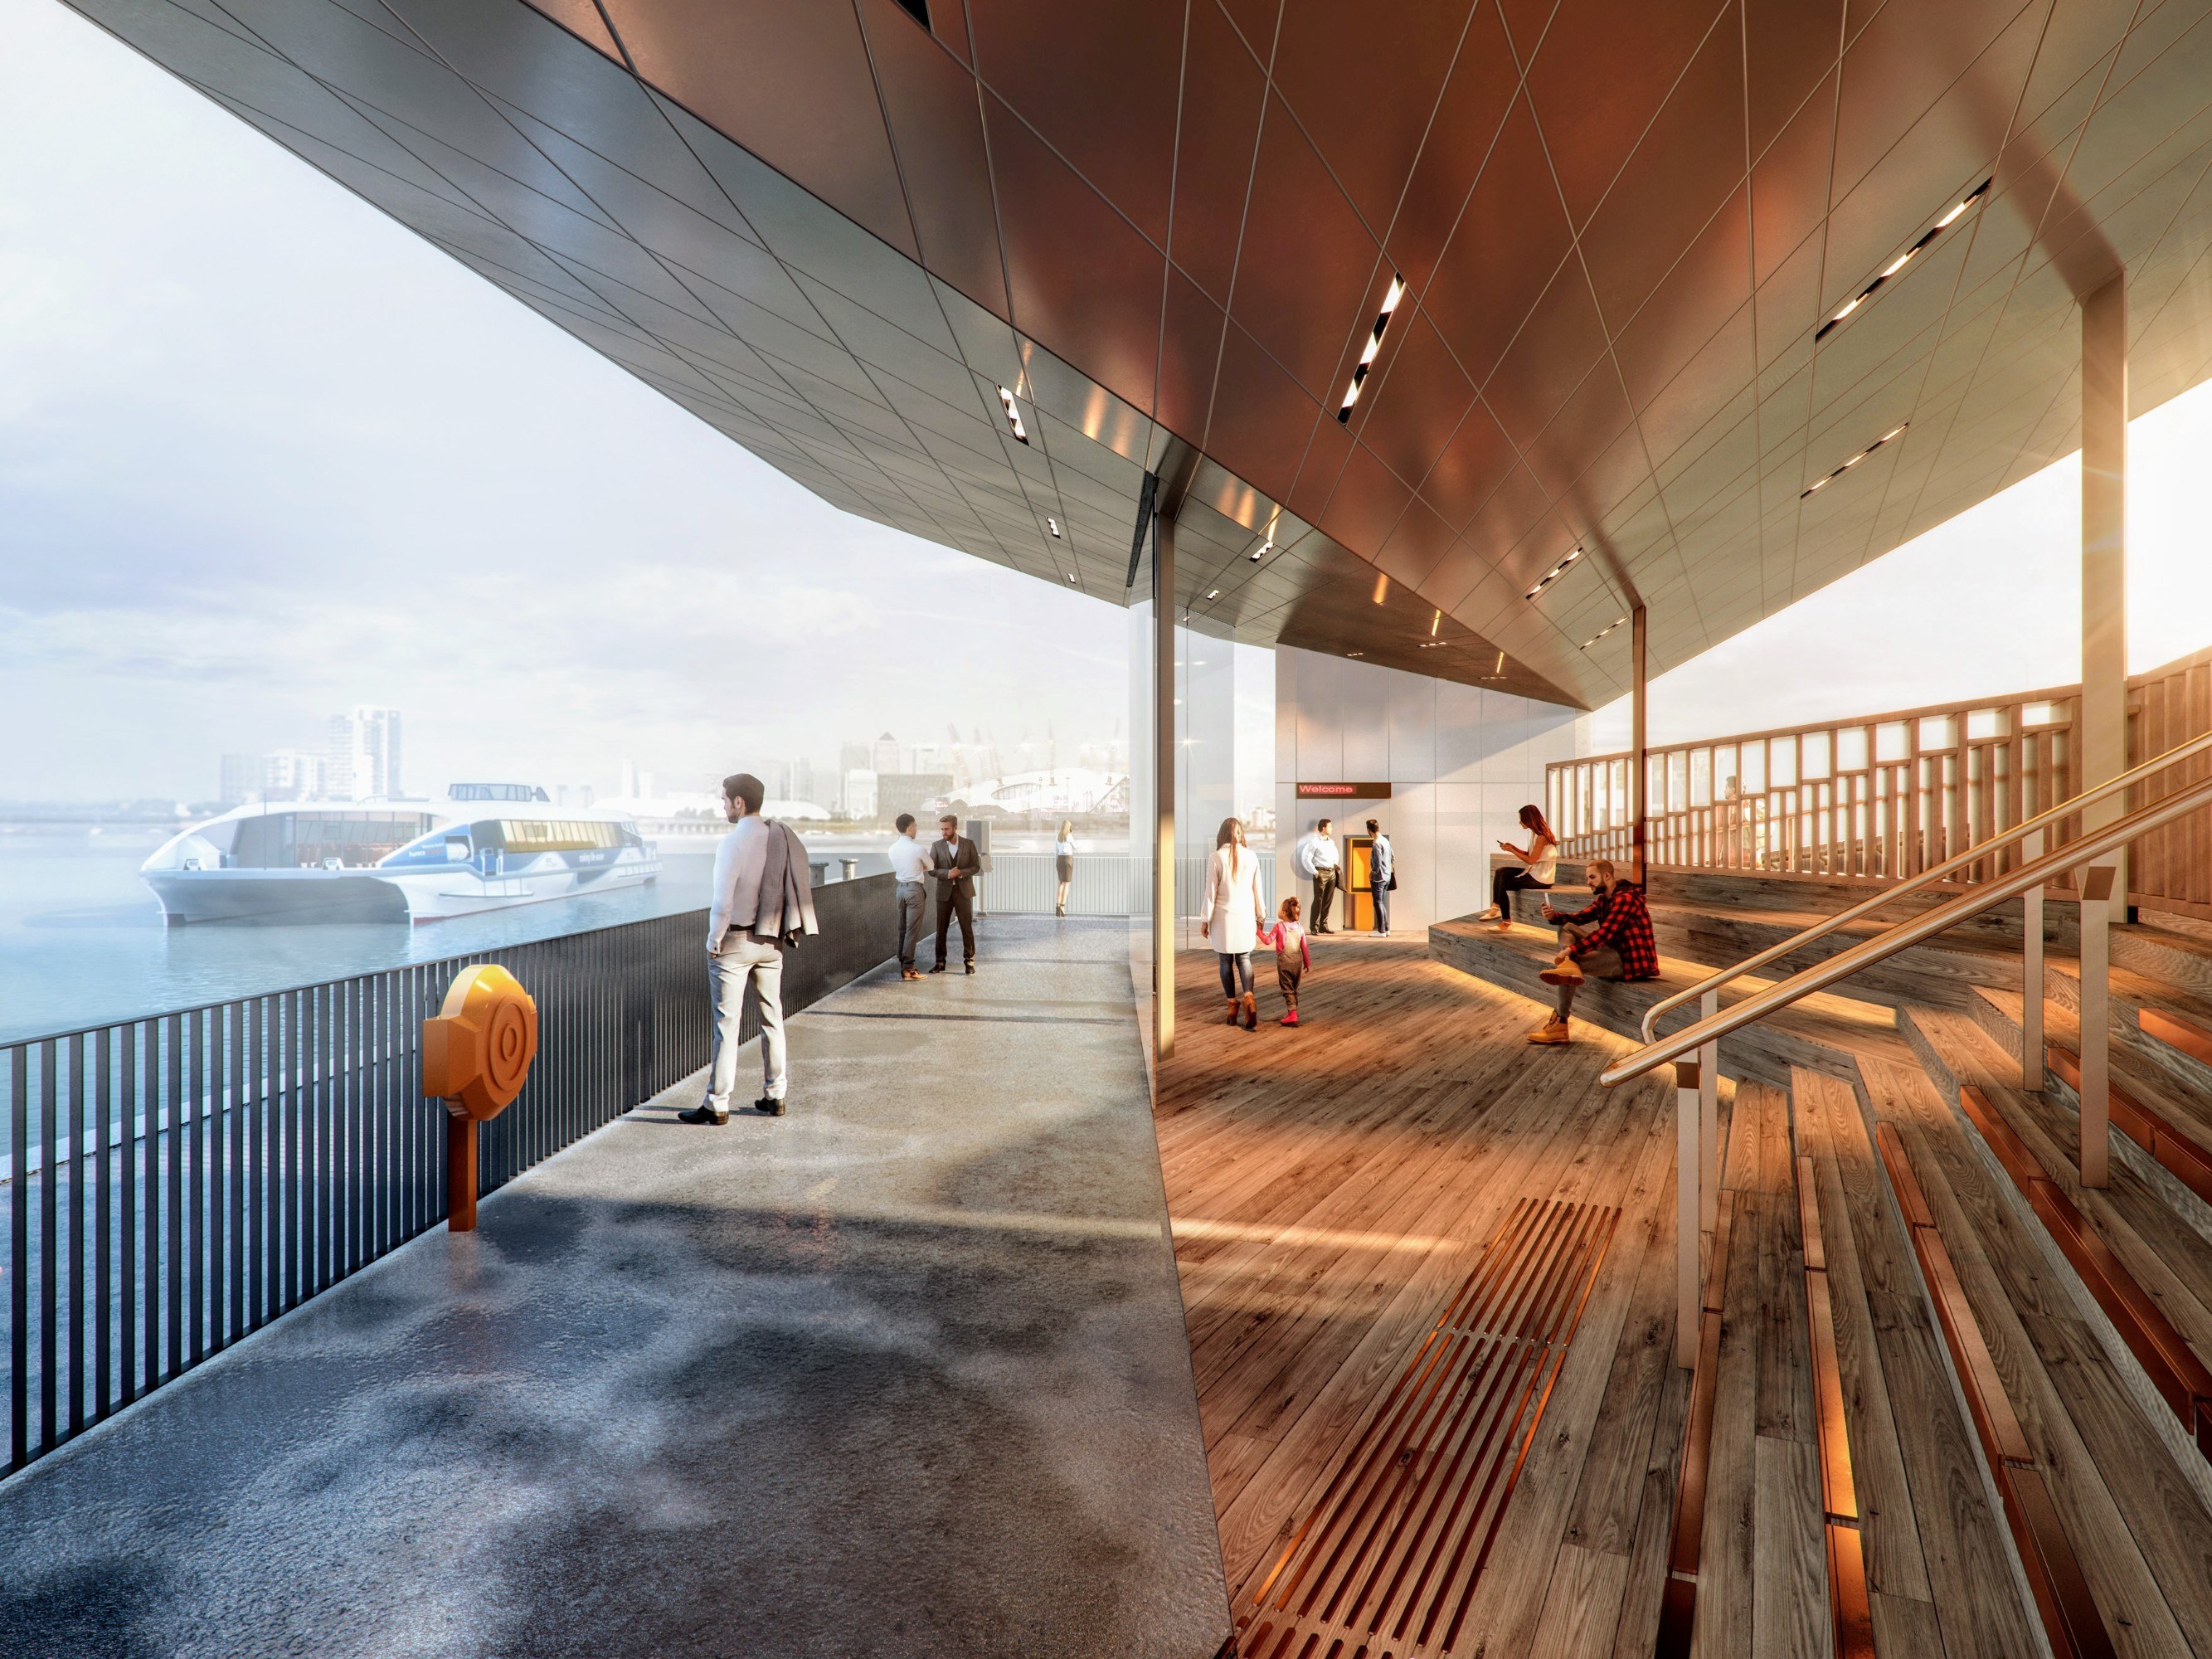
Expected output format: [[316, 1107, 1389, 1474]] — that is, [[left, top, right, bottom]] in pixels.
[[231, 811, 437, 868], [494, 819, 628, 853]]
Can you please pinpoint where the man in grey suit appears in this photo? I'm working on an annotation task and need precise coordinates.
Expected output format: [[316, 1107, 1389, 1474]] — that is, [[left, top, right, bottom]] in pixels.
[[928, 813, 980, 975]]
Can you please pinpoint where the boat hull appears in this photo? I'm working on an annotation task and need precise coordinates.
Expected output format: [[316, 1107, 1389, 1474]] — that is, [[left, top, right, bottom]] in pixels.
[[146, 870, 410, 925]]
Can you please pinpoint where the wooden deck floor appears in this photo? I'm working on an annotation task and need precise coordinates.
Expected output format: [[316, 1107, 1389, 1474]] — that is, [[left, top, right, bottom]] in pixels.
[[1156, 940, 1698, 1657]]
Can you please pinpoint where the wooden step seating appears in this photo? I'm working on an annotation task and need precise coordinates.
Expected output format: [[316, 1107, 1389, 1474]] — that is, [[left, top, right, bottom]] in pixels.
[[1788, 1068, 2038, 1658], [1428, 917, 1908, 1090], [1970, 983, 2212, 1218], [1871, 1118, 2117, 1659], [1861, 1041, 2212, 1652], [1908, 1005, 2212, 1468], [1654, 1082, 1837, 1659], [2046, 955, 2212, 1107]]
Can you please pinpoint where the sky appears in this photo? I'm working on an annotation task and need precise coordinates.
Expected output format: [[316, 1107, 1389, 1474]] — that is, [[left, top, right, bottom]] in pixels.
[[0, 0, 1130, 805], [4, 0, 2208, 801]]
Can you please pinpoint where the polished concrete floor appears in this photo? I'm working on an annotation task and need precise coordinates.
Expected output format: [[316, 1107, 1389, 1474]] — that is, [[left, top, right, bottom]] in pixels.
[[0, 917, 1228, 1659]]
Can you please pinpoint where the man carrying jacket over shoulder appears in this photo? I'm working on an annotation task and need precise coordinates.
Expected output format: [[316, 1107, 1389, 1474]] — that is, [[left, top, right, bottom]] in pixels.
[[680, 771, 818, 1123]]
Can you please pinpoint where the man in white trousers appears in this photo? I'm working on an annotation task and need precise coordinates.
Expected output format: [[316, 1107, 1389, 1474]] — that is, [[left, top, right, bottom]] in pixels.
[[681, 771, 815, 1123]]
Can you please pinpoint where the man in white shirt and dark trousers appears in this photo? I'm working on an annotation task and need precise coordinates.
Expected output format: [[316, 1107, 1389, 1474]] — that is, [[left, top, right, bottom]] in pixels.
[[1366, 818, 1394, 936], [681, 771, 817, 1124], [1294, 818, 1342, 934], [887, 813, 931, 980]]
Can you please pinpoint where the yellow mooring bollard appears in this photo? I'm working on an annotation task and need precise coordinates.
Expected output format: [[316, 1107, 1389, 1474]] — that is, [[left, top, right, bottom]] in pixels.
[[421, 965, 538, 1232]]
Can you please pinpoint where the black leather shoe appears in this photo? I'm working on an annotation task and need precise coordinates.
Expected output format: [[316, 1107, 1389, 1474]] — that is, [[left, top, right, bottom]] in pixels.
[[928, 962, 947, 974], [756, 1097, 786, 1117], [677, 1103, 729, 1126], [964, 961, 975, 975]]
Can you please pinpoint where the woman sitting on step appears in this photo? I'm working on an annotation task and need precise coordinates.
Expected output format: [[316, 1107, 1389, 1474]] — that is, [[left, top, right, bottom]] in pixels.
[[1479, 804, 1558, 931], [1528, 858, 1659, 1044]]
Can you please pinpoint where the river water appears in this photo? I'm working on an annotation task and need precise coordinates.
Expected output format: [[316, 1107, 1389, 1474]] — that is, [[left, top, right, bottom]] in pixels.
[[0, 829, 900, 1044]]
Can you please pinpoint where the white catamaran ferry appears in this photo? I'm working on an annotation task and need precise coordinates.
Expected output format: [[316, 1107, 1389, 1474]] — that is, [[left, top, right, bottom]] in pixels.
[[141, 785, 659, 924]]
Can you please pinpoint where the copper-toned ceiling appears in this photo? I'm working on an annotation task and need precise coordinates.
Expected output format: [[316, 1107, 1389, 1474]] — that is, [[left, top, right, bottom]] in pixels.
[[65, 0, 2212, 708]]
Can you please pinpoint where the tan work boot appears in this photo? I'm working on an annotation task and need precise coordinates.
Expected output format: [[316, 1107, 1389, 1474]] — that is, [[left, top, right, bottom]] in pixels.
[[1527, 1019, 1573, 1044], [1539, 958, 1585, 986]]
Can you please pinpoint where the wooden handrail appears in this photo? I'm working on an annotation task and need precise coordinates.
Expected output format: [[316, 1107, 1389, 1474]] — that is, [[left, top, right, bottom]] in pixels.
[[1636, 729, 2212, 1044], [1599, 770, 2212, 1088]]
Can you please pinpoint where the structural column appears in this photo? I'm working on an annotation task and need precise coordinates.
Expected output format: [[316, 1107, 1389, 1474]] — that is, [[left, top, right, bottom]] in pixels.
[[2078, 275, 2127, 1187], [1630, 605, 1649, 887], [1152, 510, 1177, 1062], [2080, 275, 2129, 895]]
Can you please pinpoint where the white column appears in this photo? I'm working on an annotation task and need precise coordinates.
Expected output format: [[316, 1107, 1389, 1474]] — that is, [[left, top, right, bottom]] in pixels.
[[1153, 511, 1177, 1061]]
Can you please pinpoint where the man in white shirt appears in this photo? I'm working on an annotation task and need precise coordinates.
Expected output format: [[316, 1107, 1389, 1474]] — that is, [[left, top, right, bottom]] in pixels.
[[1293, 818, 1342, 934], [887, 812, 932, 980], [680, 771, 790, 1123]]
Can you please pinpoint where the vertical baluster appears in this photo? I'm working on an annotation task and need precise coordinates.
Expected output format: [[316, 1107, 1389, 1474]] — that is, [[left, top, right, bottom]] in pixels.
[[344, 978, 360, 1276], [10, 1045, 28, 1471], [120, 1023, 138, 1408], [318, 983, 333, 1294], [286, 989, 303, 1311], [165, 1013, 182, 1384], [40, 1039, 57, 1452], [68, 1034, 86, 1436], [226, 1001, 243, 1345], [95, 1027, 111, 1423], [189, 1008, 207, 1365], [247, 1000, 264, 1335]]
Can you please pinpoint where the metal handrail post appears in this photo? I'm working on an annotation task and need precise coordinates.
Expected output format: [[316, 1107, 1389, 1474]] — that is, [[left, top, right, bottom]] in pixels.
[[2020, 828, 2044, 1084], [1675, 1058, 1700, 1368], [1699, 989, 1718, 1233], [2078, 864, 2115, 1189]]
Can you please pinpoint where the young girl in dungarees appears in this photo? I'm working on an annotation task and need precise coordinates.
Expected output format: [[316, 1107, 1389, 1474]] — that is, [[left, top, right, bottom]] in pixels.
[[1262, 896, 1312, 1026]]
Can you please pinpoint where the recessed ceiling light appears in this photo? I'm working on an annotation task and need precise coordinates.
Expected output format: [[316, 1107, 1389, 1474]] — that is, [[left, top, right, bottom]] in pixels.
[[1338, 274, 1407, 422], [1249, 537, 1274, 562], [1205, 589, 1221, 601], [1065, 572, 1077, 582], [1347, 650, 1365, 658], [996, 385, 1028, 445], [1047, 516, 1062, 538], [1801, 423, 1908, 498], [1523, 545, 1584, 601], [1816, 179, 1989, 343]]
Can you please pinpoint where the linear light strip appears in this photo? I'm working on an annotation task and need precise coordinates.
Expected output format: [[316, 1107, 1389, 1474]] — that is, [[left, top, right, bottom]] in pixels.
[[1338, 275, 1407, 421], [996, 385, 1028, 445], [1815, 180, 1990, 343], [1801, 425, 1908, 499], [1581, 616, 1629, 650], [1524, 544, 1583, 601]]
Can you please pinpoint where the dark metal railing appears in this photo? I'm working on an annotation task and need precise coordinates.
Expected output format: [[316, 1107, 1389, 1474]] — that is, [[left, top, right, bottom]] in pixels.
[[3, 907, 713, 1478]]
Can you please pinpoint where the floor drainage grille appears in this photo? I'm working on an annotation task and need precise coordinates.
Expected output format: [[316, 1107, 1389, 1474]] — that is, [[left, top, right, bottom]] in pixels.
[[1239, 1196, 1621, 1659]]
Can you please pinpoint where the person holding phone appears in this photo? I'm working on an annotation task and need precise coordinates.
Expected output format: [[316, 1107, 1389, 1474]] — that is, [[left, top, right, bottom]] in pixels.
[[1480, 804, 1557, 932]]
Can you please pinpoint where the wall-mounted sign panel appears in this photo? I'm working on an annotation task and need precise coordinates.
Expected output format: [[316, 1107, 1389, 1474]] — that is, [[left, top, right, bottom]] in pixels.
[[1296, 781, 1393, 800]]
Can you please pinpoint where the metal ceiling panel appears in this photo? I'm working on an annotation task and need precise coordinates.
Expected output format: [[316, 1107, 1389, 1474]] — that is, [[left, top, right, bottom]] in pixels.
[[63, 0, 2212, 711]]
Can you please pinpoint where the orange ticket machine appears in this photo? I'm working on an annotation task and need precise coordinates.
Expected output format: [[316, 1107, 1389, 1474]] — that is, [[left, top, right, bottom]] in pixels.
[[1344, 836, 1377, 931]]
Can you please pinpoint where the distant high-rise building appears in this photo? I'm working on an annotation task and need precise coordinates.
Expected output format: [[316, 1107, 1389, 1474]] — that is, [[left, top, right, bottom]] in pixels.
[[219, 753, 260, 807], [842, 768, 878, 820], [327, 707, 401, 800], [764, 760, 793, 800], [839, 741, 870, 777], [263, 749, 327, 801], [619, 760, 639, 799], [555, 784, 596, 808], [790, 759, 819, 808], [871, 731, 901, 775]]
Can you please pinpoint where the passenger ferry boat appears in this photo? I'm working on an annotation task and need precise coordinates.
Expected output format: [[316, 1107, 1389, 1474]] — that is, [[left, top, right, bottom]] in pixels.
[[141, 784, 659, 924]]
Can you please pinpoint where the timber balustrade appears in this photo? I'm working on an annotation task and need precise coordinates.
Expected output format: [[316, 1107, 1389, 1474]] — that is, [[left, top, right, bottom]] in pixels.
[[1548, 644, 2212, 919]]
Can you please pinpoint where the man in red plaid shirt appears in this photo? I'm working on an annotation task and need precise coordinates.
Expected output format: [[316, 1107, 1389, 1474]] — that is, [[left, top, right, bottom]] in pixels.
[[1528, 859, 1658, 1044]]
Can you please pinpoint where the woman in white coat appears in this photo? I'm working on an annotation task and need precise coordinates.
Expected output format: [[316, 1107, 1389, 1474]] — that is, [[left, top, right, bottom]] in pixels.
[[1201, 815, 1270, 1031]]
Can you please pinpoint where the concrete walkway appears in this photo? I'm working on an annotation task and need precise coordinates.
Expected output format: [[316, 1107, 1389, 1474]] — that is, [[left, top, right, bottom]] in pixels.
[[0, 917, 1228, 1659]]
